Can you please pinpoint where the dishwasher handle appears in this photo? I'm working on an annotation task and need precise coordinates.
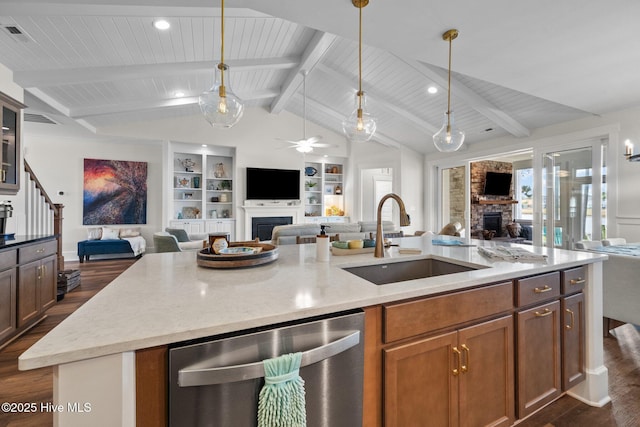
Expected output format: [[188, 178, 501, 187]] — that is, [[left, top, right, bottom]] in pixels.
[[178, 330, 360, 387]]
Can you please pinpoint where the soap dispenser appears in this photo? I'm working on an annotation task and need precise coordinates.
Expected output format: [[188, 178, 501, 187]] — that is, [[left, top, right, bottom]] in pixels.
[[316, 225, 330, 262]]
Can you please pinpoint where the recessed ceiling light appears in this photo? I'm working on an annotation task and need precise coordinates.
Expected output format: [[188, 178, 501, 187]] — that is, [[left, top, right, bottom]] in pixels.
[[174, 91, 185, 98], [202, 145, 207, 148], [427, 86, 438, 95], [153, 20, 170, 30]]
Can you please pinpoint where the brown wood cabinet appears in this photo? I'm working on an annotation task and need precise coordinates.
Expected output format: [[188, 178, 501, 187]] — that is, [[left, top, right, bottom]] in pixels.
[[0, 91, 25, 195], [362, 266, 589, 426], [0, 266, 17, 342], [562, 292, 585, 390], [0, 238, 58, 348], [17, 240, 57, 328], [516, 299, 562, 418], [384, 315, 514, 427]]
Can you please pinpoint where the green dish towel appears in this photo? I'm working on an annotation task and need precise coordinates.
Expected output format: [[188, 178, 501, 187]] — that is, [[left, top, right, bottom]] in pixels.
[[257, 352, 307, 427]]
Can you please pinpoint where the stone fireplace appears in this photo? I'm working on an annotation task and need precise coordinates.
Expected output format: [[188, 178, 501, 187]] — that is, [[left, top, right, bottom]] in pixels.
[[483, 212, 503, 236]]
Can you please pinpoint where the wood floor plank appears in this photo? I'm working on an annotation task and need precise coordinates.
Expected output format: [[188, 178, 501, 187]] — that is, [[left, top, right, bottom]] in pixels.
[[0, 258, 638, 426]]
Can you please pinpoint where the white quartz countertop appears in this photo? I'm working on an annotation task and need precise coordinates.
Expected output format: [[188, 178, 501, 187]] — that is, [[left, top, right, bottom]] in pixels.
[[19, 237, 606, 370]]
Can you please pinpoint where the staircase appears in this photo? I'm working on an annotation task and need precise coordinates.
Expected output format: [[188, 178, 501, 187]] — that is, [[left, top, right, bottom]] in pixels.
[[24, 159, 64, 271]]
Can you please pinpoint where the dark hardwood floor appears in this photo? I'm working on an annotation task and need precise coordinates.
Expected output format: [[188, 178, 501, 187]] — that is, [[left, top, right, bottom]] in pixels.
[[0, 258, 639, 426]]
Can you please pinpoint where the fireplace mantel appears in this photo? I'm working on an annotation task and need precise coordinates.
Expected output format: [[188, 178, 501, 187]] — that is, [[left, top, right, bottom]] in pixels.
[[241, 203, 304, 240]]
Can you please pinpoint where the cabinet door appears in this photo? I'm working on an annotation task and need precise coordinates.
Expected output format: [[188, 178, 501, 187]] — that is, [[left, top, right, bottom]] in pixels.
[[516, 300, 561, 418], [17, 260, 40, 327], [384, 331, 458, 427], [0, 97, 21, 194], [562, 292, 585, 390], [0, 268, 16, 342], [39, 255, 57, 313], [458, 315, 514, 427]]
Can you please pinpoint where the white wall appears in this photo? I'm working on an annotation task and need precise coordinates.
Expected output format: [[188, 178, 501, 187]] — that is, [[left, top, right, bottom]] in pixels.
[[23, 127, 163, 261]]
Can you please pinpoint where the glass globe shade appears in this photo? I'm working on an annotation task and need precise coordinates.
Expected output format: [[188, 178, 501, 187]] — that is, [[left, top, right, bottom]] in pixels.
[[198, 65, 244, 128], [433, 111, 465, 152], [342, 92, 376, 143]]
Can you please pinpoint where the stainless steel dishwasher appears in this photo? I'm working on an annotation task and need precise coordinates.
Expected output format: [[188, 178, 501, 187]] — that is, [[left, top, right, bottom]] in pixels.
[[169, 310, 364, 426]]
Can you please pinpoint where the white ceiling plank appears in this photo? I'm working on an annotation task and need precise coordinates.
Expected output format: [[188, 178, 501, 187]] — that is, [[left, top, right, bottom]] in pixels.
[[269, 31, 337, 114], [315, 64, 439, 134], [13, 57, 300, 88], [401, 56, 531, 138]]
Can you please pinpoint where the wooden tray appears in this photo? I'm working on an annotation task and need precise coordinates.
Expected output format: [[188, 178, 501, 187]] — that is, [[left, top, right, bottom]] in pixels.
[[197, 242, 278, 268]]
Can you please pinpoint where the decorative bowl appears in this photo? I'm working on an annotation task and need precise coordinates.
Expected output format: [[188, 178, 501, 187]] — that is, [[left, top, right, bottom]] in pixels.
[[219, 246, 262, 255], [348, 240, 364, 249]]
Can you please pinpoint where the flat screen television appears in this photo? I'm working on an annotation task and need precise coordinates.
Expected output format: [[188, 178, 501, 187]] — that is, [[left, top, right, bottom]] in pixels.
[[246, 167, 300, 200], [483, 172, 512, 196]]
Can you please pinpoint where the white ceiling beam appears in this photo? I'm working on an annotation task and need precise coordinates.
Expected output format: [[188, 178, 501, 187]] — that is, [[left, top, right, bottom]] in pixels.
[[315, 64, 439, 135], [270, 31, 337, 114], [14, 57, 299, 88], [0, 2, 267, 18], [400, 56, 531, 138], [69, 88, 280, 118]]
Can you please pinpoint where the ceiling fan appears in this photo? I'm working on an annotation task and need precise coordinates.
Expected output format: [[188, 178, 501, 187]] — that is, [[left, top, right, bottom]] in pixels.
[[278, 71, 333, 153]]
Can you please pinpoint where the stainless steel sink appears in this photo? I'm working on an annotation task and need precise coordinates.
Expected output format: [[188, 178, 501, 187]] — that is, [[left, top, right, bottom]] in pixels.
[[343, 258, 482, 285]]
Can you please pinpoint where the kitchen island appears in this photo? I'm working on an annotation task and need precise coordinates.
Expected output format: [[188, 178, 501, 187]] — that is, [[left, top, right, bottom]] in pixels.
[[19, 237, 609, 426]]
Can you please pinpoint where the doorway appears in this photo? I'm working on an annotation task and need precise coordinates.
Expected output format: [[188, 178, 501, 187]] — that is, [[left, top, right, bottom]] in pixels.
[[361, 168, 393, 222]]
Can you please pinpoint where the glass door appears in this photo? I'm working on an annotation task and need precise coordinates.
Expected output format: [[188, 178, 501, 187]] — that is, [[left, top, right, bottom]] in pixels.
[[541, 145, 603, 249], [440, 165, 467, 234]]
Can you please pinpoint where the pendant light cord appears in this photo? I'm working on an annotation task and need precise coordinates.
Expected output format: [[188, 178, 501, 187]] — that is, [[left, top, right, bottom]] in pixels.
[[446, 33, 452, 128], [357, 4, 363, 110], [219, 0, 225, 88]]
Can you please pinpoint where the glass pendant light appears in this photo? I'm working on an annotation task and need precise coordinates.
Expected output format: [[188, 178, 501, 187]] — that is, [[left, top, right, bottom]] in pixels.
[[342, 0, 376, 142], [199, 0, 243, 128], [433, 29, 465, 152]]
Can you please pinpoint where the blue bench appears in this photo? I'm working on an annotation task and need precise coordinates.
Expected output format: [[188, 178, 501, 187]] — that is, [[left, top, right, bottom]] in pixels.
[[77, 239, 139, 263]]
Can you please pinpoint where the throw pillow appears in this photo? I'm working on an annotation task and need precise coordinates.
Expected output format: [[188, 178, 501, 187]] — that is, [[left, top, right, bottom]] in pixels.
[[119, 227, 141, 238], [100, 227, 120, 240], [87, 227, 102, 240]]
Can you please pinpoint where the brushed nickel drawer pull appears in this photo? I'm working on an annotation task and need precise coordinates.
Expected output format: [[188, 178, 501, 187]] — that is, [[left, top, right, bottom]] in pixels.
[[570, 278, 586, 285], [461, 344, 470, 373], [452, 347, 461, 376], [535, 308, 553, 317], [36, 248, 45, 253], [534, 285, 552, 293], [566, 308, 575, 330]]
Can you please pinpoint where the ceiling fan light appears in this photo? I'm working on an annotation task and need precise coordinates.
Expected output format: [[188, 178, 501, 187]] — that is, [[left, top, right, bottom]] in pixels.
[[199, 64, 244, 128], [296, 145, 313, 153], [342, 92, 376, 142], [433, 111, 464, 152]]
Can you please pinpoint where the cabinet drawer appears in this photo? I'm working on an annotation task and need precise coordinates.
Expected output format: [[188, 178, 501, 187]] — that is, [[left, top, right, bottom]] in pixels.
[[515, 272, 560, 307], [383, 282, 513, 343], [561, 266, 586, 294], [0, 249, 16, 271], [19, 240, 57, 264]]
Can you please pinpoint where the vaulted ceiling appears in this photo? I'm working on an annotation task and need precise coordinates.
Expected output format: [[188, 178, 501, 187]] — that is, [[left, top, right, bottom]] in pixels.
[[1, 0, 637, 154]]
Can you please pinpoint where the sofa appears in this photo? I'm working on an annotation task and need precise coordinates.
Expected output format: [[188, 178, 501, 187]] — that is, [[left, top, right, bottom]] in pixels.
[[77, 226, 146, 262], [165, 228, 207, 251], [270, 221, 400, 245]]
